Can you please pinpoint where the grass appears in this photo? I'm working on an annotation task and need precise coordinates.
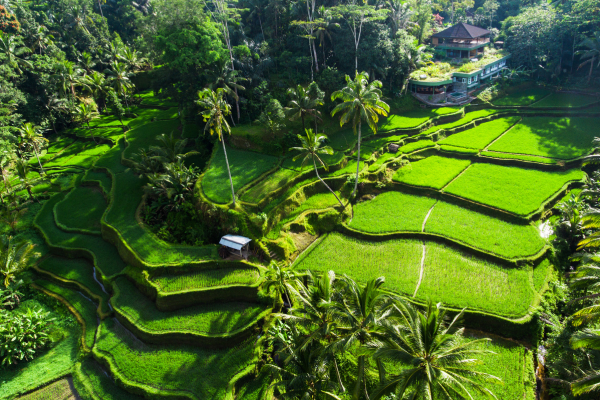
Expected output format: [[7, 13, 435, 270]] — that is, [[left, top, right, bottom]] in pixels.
[[201, 144, 279, 204], [35, 192, 127, 278], [393, 156, 471, 190], [486, 117, 600, 160], [241, 167, 299, 204], [93, 318, 258, 400], [294, 233, 423, 296], [439, 145, 479, 155], [533, 92, 599, 108], [152, 267, 260, 293], [74, 358, 146, 400], [480, 151, 559, 164], [112, 277, 267, 337], [417, 242, 535, 317], [54, 186, 107, 234], [425, 201, 546, 259], [398, 140, 436, 154], [94, 139, 127, 174], [37, 256, 111, 315], [492, 86, 552, 106], [380, 107, 460, 131], [18, 378, 78, 400], [104, 171, 217, 267], [444, 163, 585, 216], [0, 325, 81, 399], [439, 117, 520, 150], [533, 259, 552, 293], [47, 138, 75, 153], [419, 109, 500, 136], [349, 191, 436, 233], [80, 144, 111, 157], [35, 279, 98, 351], [83, 170, 112, 195]]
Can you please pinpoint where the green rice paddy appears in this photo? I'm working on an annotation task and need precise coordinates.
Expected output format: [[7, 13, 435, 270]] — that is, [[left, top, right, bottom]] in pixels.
[[487, 117, 600, 159], [492, 86, 552, 106], [152, 267, 260, 293], [54, 185, 107, 234], [393, 156, 471, 189], [439, 116, 520, 150], [380, 107, 460, 131], [444, 163, 584, 216], [532, 92, 599, 108]]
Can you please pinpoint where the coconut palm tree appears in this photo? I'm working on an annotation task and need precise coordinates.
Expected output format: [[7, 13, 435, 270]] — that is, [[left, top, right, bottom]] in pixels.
[[104, 61, 133, 106], [0, 236, 38, 288], [118, 46, 148, 72], [73, 103, 98, 142], [577, 32, 600, 83], [262, 261, 303, 307], [18, 123, 47, 175], [31, 25, 54, 55], [13, 158, 36, 202], [52, 60, 83, 99], [329, 276, 394, 400], [285, 84, 323, 133], [43, 92, 69, 134], [331, 71, 389, 198], [571, 329, 600, 395], [289, 129, 344, 208], [0, 31, 32, 75], [79, 51, 97, 75], [80, 71, 108, 112], [149, 131, 198, 164], [208, 61, 246, 126], [370, 301, 501, 400], [196, 87, 237, 206]]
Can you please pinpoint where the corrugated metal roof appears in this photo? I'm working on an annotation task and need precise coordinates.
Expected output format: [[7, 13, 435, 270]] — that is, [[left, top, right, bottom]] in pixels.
[[219, 235, 252, 250], [432, 23, 490, 39]]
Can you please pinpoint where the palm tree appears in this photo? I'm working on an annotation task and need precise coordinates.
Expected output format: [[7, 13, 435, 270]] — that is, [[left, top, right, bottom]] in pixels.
[[196, 87, 237, 206], [73, 103, 98, 142], [144, 159, 198, 212], [149, 131, 198, 164], [80, 71, 108, 112], [52, 60, 83, 99], [18, 123, 47, 175], [0, 236, 38, 288], [104, 61, 133, 106], [575, 210, 600, 251], [118, 46, 148, 72], [262, 261, 303, 307], [0, 148, 14, 200], [43, 93, 69, 134], [31, 25, 54, 55], [329, 276, 393, 400], [14, 158, 36, 201], [370, 301, 501, 400], [386, 0, 417, 37], [79, 51, 97, 75], [285, 84, 323, 133], [290, 129, 344, 208], [0, 31, 32, 75], [571, 329, 600, 395], [315, 7, 339, 68], [577, 32, 600, 83], [331, 71, 389, 198], [263, 332, 342, 400]]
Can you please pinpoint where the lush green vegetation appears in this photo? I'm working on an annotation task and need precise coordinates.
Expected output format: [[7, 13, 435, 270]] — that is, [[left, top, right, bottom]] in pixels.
[[397, 139, 436, 154], [379, 107, 459, 130], [201, 145, 279, 204], [82, 170, 112, 195], [439, 117, 520, 150], [349, 191, 436, 233], [241, 168, 299, 204], [439, 144, 479, 155], [425, 201, 546, 259], [152, 268, 260, 293], [54, 185, 107, 234], [74, 358, 146, 400], [487, 117, 600, 159], [393, 156, 471, 189], [444, 164, 584, 216], [533, 92, 599, 107], [419, 109, 500, 136], [480, 151, 560, 164], [492, 86, 552, 106]]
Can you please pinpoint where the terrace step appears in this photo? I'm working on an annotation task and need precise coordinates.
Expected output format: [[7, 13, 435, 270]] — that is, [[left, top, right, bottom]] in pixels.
[[74, 358, 146, 400], [110, 276, 271, 348], [92, 318, 260, 400]]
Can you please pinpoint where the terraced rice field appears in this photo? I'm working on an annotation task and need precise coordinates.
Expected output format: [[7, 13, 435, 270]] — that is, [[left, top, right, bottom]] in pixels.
[[492, 86, 552, 106], [380, 107, 460, 130], [439, 116, 520, 150], [393, 155, 471, 189], [532, 92, 598, 108]]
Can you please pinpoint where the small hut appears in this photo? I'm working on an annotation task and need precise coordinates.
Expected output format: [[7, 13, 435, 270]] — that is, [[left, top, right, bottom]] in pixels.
[[219, 234, 252, 260]]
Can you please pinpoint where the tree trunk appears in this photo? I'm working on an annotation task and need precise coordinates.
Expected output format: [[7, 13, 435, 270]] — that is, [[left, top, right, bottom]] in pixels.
[[26, 186, 34, 201], [352, 120, 361, 198], [352, 355, 365, 400], [589, 56, 595, 83], [234, 88, 241, 122], [313, 157, 344, 209], [301, 115, 306, 133], [34, 146, 45, 175], [334, 357, 345, 393], [312, 39, 319, 72], [258, 13, 265, 39], [98, 0, 104, 17], [222, 138, 236, 207]]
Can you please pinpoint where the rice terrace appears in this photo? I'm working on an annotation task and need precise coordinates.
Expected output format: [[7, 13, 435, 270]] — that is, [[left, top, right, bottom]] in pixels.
[[2, 2, 600, 400]]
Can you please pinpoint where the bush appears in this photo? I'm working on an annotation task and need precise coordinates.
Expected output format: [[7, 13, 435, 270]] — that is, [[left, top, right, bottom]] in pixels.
[[0, 308, 54, 367]]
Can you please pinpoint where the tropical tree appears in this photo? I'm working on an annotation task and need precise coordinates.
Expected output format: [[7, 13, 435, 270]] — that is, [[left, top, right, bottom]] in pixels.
[[18, 123, 47, 175], [52, 60, 83, 99], [14, 158, 36, 201], [79, 51, 97, 75], [386, 0, 417, 37], [208, 62, 246, 126], [144, 159, 198, 212], [31, 25, 54, 55], [577, 32, 600, 83], [43, 93, 69, 134], [329, 276, 393, 400], [571, 329, 600, 395], [0, 236, 38, 288], [0, 32, 32, 75], [118, 46, 148, 72], [262, 261, 303, 307], [0, 147, 14, 201], [331, 71, 389, 198], [370, 301, 501, 400], [73, 103, 98, 142], [80, 71, 108, 112], [575, 210, 600, 251], [289, 129, 344, 208], [149, 131, 198, 164], [285, 84, 323, 133], [104, 61, 134, 105], [196, 88, 236, 206]]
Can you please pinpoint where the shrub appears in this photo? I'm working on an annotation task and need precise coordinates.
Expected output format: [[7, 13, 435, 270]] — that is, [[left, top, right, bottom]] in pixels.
[[0, 308, 54, 367]]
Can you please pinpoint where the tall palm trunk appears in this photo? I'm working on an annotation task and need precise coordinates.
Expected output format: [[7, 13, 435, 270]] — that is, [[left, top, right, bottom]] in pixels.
[[352, 355, 365, 400], [98, 0, 104, 17], [33, 145, 45, 175], [313, 157, 344, 208], [589, 56, 596, 83], [222, 138, 236, 207], [352, 120, 361, 198]]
